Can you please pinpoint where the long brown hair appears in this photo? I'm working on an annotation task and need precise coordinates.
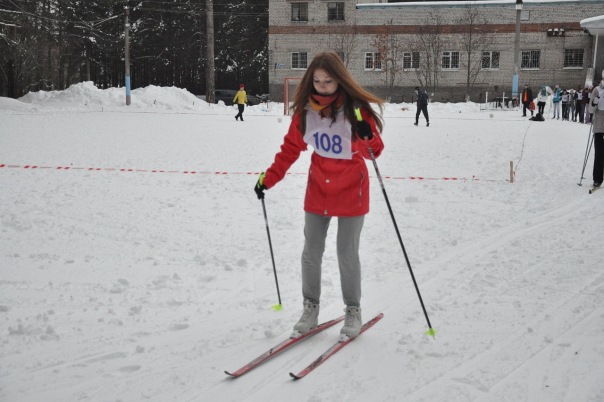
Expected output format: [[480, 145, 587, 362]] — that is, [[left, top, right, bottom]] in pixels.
[[291, 51, 384, 135]]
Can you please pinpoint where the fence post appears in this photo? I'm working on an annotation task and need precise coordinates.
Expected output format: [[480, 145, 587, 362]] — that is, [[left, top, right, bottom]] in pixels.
[[510, 161, 514, 183]]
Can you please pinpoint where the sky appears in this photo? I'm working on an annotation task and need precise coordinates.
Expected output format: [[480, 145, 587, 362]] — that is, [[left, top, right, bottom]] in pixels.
[[1, 83, 603, 401]]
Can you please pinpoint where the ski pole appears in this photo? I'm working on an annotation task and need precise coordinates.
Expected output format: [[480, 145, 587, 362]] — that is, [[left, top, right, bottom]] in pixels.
[[355, 108, 436, 338], [578, 120, 595, 186], [260, 197, 283, 311]]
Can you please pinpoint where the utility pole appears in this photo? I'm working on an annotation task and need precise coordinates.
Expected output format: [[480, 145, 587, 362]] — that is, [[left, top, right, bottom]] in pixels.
[[124, 6, 131, 106], [8, 25, 17, 98], [85, 40, 91, 82], [512, 0, 523, 99], [206, 0, 215, 104]]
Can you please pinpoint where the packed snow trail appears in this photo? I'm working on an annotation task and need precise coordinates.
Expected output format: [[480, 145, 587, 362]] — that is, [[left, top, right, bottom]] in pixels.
[[1, 86, 603, 401]]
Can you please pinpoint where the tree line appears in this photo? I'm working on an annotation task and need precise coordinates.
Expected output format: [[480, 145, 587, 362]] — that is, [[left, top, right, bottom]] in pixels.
[[0, 0, 268, 99]]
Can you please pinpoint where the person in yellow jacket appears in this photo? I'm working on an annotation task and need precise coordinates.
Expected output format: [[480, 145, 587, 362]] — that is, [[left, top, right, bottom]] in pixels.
[[233, 84, 248, 121]]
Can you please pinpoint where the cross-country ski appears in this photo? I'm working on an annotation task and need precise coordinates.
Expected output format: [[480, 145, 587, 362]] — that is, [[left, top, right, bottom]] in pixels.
[[225, 316, 344, 378], [290, 313, 384, 380]]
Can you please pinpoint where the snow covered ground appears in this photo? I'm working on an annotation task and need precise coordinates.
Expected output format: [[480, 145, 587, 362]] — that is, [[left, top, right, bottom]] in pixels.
[[1, 83, 603, 401]]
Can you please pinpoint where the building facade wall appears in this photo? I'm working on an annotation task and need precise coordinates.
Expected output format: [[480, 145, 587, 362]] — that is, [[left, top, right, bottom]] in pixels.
[[268, 0, 602, 103]]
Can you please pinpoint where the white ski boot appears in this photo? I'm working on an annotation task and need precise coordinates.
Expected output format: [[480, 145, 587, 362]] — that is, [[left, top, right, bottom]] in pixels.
[[339, 306, 362, 342], [290, 300, 319, 338]]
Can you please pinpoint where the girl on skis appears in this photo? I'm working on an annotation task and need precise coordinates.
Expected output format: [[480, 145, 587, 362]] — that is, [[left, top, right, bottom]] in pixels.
[[254, 51, 384, 341]]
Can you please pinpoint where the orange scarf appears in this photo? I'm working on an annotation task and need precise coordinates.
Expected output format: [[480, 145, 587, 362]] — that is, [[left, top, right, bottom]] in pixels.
[[309, 91, 345, 119]]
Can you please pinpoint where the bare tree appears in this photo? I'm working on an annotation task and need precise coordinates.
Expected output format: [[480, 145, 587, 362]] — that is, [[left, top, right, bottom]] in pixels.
[[326, 23, 359, 69], [414, 13, 446, 95], [371, 20, 406, 101], [455, 4, 497, 99]]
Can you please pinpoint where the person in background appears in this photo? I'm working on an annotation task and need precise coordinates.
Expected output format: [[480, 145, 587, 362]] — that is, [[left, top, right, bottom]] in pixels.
[[414, 86, 430, 127], [561, 89, 569, 121], [521, 84, 534, 117], [589, 74, 604, 188], [552, 84, 561, 119], [536, 85, 548, 116], [585, 85, 593, 124], [233, 84, 248, 121], [574, 85, 583, 123], [568, 89, 576, 122], [253, 51, 385, 341]]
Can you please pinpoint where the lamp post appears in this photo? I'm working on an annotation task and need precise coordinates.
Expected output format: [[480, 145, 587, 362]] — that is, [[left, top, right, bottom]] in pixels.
[[512, 0, 523, 99]]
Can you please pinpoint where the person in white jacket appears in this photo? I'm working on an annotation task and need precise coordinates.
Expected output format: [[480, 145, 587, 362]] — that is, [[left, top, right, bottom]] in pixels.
[[535, 85, 549, 116], [590, 74, 604, 188]]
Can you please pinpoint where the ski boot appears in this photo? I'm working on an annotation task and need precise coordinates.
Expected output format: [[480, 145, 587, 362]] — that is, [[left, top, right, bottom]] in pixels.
[[339, 306, 362, 342], [290, 300, 319, 338]]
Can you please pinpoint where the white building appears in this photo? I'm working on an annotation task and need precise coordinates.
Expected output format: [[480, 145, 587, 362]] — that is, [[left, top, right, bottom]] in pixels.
[[268, 0, 603, 103]]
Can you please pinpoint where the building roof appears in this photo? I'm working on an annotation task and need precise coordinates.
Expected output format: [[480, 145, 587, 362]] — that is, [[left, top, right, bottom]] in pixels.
[[581, 15, 604, 36], [357, 0, 602, 9]]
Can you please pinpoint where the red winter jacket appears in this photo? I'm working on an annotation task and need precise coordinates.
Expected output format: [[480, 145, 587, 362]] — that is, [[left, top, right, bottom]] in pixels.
[[263, 107, 384, 217]]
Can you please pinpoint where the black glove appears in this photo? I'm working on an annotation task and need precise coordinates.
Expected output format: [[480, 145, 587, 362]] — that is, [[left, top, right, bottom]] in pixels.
[[254, 172, 267, 199], [355, 120, 373, 140]]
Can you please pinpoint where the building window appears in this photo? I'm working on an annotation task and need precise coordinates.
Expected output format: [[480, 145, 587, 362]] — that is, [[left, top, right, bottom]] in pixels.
[[482, 51, 500, 69], [364, 52, 382, 71], [442, 51, 460, 69], [403, 52, 420, 70], [521, 50, 540, 69], [564, 49, 584, 68], [291, 52, 308, 69], [291, 3, 308, 22], [327, 2, 345, 21]]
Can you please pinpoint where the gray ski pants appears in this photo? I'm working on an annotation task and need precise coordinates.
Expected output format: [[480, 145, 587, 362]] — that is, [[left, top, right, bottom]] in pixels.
[[301, 212, 365, 307]]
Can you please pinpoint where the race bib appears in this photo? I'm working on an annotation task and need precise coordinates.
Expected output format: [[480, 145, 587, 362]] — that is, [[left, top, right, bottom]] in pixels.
[[303, 110, 353, 160]]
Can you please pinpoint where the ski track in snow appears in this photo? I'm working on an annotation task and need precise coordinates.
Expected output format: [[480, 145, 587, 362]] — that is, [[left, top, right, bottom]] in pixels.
[[1, 86, 603, 401]]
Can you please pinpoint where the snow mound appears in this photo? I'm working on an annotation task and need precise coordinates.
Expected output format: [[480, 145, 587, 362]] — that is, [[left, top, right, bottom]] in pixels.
[[0, 96, 33, 112], [16, 82, 207, 112]]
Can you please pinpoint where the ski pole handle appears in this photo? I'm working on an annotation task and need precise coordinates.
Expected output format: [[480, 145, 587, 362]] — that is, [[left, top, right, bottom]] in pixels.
[[355, 107, 363, 122]]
